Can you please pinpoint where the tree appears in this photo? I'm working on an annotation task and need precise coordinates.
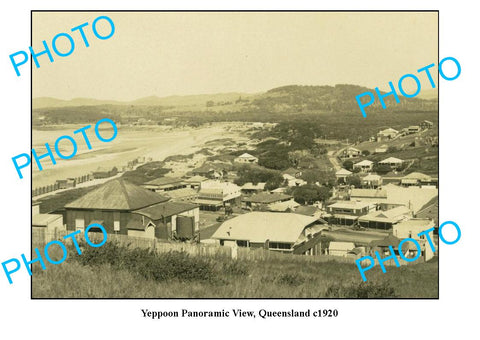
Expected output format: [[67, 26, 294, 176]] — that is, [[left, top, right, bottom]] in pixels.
[[292, 184, 331, 205], [387, 146, 398, 153], [361, 150, 370, 156], [373, 164, 392, 175], [206, 100, 214, 107], [342, 160, 354, 171], [346, 175, 361, 188]]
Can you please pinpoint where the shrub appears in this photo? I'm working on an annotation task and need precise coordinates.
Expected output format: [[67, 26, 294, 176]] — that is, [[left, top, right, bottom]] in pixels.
[[72, 241, 217, 283], [325, 281, 397, 298], [222, 261, 249, 276], [276, 273, 305, 286]]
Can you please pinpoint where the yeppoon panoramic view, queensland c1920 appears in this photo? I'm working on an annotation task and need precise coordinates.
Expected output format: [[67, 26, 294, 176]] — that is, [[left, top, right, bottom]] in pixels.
[[31, 11, 439, 298]]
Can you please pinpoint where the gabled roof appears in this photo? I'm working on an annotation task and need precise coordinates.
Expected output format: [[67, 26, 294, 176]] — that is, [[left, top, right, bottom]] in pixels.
[[380, 157, 403, 164], [402, 172, 432, 181], [328, 200, 372, 210], [212, 212, 316, 243], [345, 147, 361, 152], [378, 128, 398, 134], [183, 175, 208, 183], [243, 192, 292, 204], [354, 160, 374, 166], [145, 176, 184, 186], [134, 201, 198, 220], [370, 234, 401, 247], [336, 168, 352, 176], [236, 153, 257, 159], [65, 179, 170, 210]]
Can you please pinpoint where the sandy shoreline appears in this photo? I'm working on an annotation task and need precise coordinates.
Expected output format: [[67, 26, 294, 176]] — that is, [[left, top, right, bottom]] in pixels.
[[32, 123, 246, 188]]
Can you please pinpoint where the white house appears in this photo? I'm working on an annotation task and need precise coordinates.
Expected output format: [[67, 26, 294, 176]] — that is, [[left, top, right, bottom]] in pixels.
[[353, 160, 374, 173], [377, 128, 398, 141], [335, 168, 352, 182], [379, 157, 404, 170], [234, 153, 258, 164]]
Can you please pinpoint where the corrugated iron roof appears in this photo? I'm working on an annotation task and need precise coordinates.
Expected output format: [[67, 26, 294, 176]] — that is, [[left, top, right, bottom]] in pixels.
[[134, 201, 198, 220], [65, 179, 169, 210], [212, 212, 316, 243]]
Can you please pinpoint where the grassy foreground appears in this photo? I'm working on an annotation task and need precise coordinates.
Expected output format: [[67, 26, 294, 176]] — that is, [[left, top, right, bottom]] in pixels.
[[32, 242, 438, 298]]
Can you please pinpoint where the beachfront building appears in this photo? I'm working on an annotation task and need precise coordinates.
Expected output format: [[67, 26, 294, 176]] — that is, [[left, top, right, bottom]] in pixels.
[[143, 176, 186, 192], [64, 179, 199, 240], [194, 180, 242, 211], [212, 212, 325, 255]]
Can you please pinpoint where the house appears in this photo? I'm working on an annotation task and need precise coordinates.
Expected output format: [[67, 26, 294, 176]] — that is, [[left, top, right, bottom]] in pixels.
[[358, 205, 412, 230], [192, 164, 223, 179], [400, 172, 437, 187], [361, 174, 383, 188], [162, 188, 199, 202], [183, 175, 208, 189], [350, 188, 387, 203], [294, 205, 323, 219], [241, 182, 266, 194], [374, 144, 388, 154], [369, 233, 433, 261], [379, 157, 404, 170], [92, 166, 118, 179], [234, 153, 258, 164], [326, 200, 374, 225], [283, 174, 307, 187], [242, 192, 294, 211], [143, 177, 186, 192], [64, 178, 199, 240], [328, 241, 355, 257], [195, 180, 242, 211], [33, 213, 65, 233], [377, 128, 398, 142], [393, 218, 435, 239], [353, 160, 374, 173], [420, 120, 434, 129], [407, 126, 421, 134], [130, 201, 200, 240], [341, 147, 361, 159], [267, 200, 300, 212], [212, 212, 323, 255], [335, 168, 352, 183], [283, 168, 302, 178]]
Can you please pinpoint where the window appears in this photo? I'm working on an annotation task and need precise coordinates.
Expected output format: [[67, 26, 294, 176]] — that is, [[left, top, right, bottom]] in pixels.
[[236, 240, 249, 247], [75, 218, 84, 231], [113, 212, 120, 232], [269, 242, 292, 250]]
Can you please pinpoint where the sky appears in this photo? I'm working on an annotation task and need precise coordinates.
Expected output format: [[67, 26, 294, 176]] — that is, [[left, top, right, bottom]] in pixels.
[[32, 12, 438, 101]]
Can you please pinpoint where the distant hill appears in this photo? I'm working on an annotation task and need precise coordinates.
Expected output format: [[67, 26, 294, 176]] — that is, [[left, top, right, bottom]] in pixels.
[[416, 88, 438, 100], [33, 84, 438, 125], [33, 92, 256, 110]]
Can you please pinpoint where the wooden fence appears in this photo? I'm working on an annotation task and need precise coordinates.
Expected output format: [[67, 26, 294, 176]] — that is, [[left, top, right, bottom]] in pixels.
[[32, 229, 419, 266]]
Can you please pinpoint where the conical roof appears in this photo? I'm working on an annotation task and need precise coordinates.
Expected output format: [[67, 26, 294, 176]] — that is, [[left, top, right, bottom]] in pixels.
[[65, 178, 169, 210]]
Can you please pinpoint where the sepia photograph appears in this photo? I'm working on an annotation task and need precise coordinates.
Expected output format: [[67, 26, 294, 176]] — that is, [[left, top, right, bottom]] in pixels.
[[30, 11, 439, 298]]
